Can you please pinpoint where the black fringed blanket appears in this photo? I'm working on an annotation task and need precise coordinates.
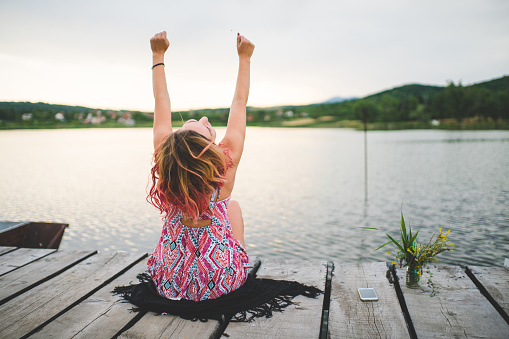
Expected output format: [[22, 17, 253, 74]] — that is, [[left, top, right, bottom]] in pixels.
[[113, 273, 322, 323]]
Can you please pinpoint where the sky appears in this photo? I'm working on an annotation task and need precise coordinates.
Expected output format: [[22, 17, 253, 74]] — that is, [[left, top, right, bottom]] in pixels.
[[0, 0, 508, 112]]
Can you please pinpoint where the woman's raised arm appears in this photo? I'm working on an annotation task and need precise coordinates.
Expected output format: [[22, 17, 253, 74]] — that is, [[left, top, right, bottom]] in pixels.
[[221, 34, 255, 163], [150, 31, 172, 150]]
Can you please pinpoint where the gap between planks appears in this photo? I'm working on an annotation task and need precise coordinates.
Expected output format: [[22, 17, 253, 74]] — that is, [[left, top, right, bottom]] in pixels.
[[465, 265, 509, 325], [394, 264, 509, 338], [0, 251, 147, 338], [0, 250, 97, 306], [0, 248, 56, 277]]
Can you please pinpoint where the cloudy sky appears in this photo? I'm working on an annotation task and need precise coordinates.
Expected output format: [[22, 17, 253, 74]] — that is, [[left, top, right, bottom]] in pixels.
[[0, 0, 508, 111]]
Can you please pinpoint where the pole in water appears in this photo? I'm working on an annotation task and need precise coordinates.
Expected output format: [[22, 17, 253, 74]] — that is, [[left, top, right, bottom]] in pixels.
[[363, 108, 368, 201]]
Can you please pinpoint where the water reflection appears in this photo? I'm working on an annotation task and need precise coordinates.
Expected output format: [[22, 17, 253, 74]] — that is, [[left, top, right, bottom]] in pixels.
[[0, 128, 508, 267]]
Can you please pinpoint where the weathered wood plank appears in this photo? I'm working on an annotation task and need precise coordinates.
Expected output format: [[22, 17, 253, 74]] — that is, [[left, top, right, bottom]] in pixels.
[[396, 264, 509, 338], [118, 256, 261, 339], [466, 265, 509, 321], [0, 250, 96, 305], [30, 259, 149, 339], [0, 247, 55, 276], [224, 259, 327, 339], [0, 251, 146, 338], [329, 262, 409, 338], [119, 312, 225, 339], [0, 246, 16, 256]]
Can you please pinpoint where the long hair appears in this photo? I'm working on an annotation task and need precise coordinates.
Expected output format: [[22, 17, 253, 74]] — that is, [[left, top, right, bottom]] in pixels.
[[148, 130, 228, 222]]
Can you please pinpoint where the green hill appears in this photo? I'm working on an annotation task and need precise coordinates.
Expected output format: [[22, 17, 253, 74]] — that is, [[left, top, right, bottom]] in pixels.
[[1, 74, 508, 129], [364, 84, 444, 102], [472, 75, 509, 92]]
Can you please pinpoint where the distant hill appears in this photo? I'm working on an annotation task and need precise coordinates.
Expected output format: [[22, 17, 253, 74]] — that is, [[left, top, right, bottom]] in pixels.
[[0, 101, 94, 114], [321, 96, 358, 104], [472, 75, 509, 92], [291, 74, 509, 124], [2, 75, 506, 115], [364, 84, 444, 102], [1, 74, 508, 129], [360, 75, 509, 103]]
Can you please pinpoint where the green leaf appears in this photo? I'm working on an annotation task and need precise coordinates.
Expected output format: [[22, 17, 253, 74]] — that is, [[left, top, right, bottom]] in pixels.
[[374, 240, 393, 251], [400, 210, 407, 245], [410, 230, 419, 245], [358, 227, 378, 230], [387, 234, 405, 253]]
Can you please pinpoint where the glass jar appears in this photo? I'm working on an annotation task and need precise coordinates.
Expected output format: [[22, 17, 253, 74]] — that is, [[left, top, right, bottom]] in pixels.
[[406, 263, 421, 288]]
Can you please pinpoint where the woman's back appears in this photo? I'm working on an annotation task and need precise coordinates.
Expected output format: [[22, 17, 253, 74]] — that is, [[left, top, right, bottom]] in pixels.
[[147, 194, 249, 301]]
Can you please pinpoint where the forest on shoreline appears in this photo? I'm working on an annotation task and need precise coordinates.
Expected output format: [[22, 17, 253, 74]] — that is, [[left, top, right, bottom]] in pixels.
[[1, 75, 508, 131]]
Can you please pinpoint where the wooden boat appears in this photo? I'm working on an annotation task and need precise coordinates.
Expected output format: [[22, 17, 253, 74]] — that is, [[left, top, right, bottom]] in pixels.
[[0, 221, 68, 249]]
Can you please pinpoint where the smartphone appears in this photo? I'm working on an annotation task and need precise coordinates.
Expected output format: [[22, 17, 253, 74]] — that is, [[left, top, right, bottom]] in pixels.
[[358, 288, 378, 301]]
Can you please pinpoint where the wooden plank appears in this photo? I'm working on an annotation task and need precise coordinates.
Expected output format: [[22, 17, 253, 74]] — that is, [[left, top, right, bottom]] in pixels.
[[328, 262, 409, 338], [224, 259, 327, 339], [466, 266, 509, 321], [0, 250, 96, 305], [30, 259, 149, 339], [119, 312, 225, 339], [118, 257, 261, 339], [0, 247, 55, 276], [0, 246, 16, 256], [0, 251, 146, 338], [396, 264, 509, 338]]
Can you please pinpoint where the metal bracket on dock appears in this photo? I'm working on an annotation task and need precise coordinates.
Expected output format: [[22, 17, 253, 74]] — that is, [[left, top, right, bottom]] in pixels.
[[319, 261, 334, 339], [388, 263, 417, 339]]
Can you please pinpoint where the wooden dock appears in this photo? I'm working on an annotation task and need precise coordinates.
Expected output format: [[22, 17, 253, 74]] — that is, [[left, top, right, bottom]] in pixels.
[[0, 247, 508, 338]]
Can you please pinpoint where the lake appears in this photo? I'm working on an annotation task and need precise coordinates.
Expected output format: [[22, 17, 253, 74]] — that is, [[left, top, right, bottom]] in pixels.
[[1, 128, 508, 267]]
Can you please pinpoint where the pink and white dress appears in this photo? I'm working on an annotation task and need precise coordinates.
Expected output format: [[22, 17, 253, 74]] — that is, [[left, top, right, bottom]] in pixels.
[[147, 193, 249, 301]]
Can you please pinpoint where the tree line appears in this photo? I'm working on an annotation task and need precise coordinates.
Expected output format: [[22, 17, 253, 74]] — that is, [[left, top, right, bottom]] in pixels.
[[0, 101, 152, 127], [242, 76, 509, 125], [1, 75, 508, 128], [348, 80, 509, 124]]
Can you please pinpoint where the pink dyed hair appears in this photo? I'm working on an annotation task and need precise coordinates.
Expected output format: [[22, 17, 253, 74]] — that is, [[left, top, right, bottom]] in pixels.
[[147, 130, 230, 222]]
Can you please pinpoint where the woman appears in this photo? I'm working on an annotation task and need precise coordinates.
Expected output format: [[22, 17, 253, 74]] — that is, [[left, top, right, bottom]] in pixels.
[[146, 31, 255, 301]]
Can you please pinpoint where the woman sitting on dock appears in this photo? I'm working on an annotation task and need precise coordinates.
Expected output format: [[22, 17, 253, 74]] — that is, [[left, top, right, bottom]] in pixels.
[[146, 31, 255, 301]]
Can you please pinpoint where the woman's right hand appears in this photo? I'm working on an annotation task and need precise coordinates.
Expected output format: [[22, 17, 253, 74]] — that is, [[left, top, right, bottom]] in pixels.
[[237, 34, 254, 60], [150, 31, 170, 55]]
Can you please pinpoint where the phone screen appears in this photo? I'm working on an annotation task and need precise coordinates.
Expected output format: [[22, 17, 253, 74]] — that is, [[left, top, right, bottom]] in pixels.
[[358, 288, 378, 301]]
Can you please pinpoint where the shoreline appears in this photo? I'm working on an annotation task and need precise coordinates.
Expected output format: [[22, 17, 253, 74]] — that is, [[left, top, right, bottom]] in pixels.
[[1, 119, 509, 131]]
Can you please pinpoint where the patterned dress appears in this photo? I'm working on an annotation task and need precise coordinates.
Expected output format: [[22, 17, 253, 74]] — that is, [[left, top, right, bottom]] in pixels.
[[147, 193, 250, 301]]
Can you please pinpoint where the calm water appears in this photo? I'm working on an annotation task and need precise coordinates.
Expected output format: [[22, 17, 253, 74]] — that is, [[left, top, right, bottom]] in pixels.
[[1, 128, 508, 267]]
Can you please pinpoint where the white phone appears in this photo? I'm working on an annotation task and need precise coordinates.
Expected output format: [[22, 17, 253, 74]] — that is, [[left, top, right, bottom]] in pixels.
[[358, 288, 378, 301]]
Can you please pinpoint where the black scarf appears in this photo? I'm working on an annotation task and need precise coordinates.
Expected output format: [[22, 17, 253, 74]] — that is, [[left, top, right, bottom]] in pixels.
[[113, 272, 322, 323]]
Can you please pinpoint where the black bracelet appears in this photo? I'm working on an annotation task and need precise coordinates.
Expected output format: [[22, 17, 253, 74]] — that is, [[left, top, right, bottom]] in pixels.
[[152, 62, 165, 70]]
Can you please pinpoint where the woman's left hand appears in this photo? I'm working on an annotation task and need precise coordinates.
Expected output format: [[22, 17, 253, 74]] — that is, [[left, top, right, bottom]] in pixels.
[[150, 31, 170, 55]]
